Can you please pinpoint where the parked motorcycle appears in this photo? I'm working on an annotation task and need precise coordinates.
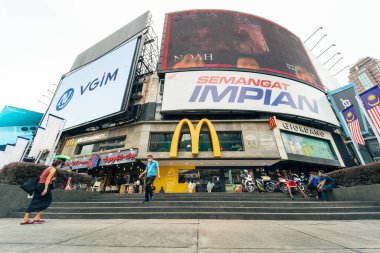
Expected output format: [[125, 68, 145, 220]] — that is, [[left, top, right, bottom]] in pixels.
[[255, 175, 276, 193], [241, 174, 256, 193], [274, 172, 288, 193], [291, 173, 307, 192]]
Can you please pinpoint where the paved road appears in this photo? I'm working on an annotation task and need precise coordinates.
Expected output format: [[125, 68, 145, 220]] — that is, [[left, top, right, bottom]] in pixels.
[[0, 219, 379, 252]]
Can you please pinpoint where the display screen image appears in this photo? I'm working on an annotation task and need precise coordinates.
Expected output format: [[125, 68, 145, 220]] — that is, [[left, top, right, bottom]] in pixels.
[[281, 131, 337, 160], [161, 10, 323, 90], [41, 38, 138, 130]]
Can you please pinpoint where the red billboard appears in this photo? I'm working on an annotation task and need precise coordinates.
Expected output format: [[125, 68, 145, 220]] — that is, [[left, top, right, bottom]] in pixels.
[[160, 10, 323, 90]]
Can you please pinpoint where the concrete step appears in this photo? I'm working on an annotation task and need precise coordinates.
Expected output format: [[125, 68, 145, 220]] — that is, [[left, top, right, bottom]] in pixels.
[[43, 206, 380, 214], [49, 200, 378, 208], [9, 211, 380, 220]]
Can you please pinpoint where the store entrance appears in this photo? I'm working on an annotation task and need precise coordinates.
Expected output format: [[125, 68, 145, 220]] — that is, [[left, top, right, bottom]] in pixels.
[[179, 167, 259, 193], [88, 161, 145, 193]]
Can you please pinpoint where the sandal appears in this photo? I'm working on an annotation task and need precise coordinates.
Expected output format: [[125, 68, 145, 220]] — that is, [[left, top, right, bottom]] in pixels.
[[20, 220, 34, 225], [33, 218, 45, 223]]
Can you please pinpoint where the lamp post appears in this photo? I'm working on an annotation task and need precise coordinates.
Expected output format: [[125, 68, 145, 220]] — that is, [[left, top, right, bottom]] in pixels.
[[304, 26, 323, 43], [333, 65, 350, 76], [328, 57, 344, 71], [37, 100, 48, 106], [323, 52, 341, 65], [311, 34, 327, 50], [317, 44, 336, 58], [42, 95, 51, 101]]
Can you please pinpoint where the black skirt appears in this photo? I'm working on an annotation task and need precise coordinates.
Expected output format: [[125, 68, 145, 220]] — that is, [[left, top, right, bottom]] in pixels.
[[26, 183, 52, 213]]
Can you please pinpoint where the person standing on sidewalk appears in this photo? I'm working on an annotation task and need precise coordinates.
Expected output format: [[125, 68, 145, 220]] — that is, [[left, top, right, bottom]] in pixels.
[[139, 155, 160, 203], [20, 159, 62, 225]]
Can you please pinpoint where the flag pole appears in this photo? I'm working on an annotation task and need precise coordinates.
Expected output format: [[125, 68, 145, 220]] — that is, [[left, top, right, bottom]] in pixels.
[[339, 112, 366, 165], [355, 95, 380, 145]]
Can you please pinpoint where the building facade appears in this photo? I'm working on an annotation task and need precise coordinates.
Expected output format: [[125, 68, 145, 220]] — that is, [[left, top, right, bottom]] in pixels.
[[43, 10, 354, 193], [349, 57, 380, 93]]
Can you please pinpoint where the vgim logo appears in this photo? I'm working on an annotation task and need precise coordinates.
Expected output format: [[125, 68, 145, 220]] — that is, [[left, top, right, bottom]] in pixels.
[[55, 68, 119, 111]]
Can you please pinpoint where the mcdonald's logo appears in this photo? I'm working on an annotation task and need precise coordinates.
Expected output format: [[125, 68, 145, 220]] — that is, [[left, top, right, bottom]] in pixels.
[[65, 138, 75, 147], [170, 118, 221, 158]]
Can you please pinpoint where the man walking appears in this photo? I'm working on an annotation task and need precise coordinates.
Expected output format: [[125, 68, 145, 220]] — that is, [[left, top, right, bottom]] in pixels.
[[139, 155, 160, 203]]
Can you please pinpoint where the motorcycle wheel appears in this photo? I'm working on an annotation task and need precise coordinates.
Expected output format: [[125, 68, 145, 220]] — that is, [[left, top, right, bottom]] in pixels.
[[298, 182, 307, 192], [247, 184, 255, 192], [280, 184, 288, 193], [265, 182, 276, 193]]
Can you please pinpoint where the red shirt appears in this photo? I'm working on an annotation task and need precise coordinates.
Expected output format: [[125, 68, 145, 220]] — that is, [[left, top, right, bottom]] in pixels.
[[38, 168, 52, 184], [287, 180, 297, 188]]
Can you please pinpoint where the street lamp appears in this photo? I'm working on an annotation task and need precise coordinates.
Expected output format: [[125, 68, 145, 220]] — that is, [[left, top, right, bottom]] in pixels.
[[47, 89, 55, 94], [328, 57, 344, 71], [304, 26, 323, 43], [317, 44, 336, 58], [323, 52, 341, 65], [333, 65, 350, 76], [311, 34, 327, 50], [37, 100, 49, 106], [42, 95, 52, 101]]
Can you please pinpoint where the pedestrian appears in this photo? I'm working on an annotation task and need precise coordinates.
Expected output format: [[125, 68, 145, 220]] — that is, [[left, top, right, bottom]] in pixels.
[[20, 159, 62, 225], [139, 155, 160, 203], [286, 178, 309, 200], [159, 186, 165, 194], [307, 172, 320, 199], [318, 170, 336, 201]]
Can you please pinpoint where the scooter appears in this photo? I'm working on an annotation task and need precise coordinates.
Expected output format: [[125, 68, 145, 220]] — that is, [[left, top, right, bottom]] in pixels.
[[275, 172, 288, 193], [255, 175, 276, 193], [291, 173, 307, 192], [241, 174, 256, 193]]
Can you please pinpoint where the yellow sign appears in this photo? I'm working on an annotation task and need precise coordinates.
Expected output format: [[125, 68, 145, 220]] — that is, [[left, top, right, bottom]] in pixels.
[[65, 138, 75, 147], [170, 118, 221, 158]]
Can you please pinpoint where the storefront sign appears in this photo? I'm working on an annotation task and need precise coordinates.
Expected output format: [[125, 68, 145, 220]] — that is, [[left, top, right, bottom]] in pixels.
[[170, 118, 221, 158], [77, 133, 107, 144], [281, 122, 325, 138], [62, 148, 138, 170]]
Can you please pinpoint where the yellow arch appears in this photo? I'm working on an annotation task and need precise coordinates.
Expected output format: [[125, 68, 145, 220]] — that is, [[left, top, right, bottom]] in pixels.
[[194, 118, 221, 157], [169, 118, 221, 158], [170, 119, 196, 158]]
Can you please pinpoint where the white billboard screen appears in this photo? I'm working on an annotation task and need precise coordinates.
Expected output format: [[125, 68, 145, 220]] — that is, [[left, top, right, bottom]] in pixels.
[[162, 71, 339, 126], [42, 38, 138, 129]]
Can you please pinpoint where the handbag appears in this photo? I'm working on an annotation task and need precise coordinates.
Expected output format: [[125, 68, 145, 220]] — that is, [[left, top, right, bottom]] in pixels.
[[20, 177, 39, 195]]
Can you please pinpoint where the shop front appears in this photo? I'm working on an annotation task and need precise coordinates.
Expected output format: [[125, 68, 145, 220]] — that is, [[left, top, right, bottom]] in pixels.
[[62, 148, 143, 192]]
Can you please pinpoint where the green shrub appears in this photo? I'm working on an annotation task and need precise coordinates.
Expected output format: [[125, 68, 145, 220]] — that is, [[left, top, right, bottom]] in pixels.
[[0, 162, 93, 189], [327, 161, 380, 187]]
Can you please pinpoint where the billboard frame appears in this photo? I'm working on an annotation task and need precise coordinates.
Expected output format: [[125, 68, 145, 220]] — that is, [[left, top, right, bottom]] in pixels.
[[158, 9, 325, 92], [40, 33, 146, 132]]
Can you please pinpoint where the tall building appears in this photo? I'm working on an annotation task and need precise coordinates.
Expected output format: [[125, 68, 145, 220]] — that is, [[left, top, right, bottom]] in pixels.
[[348, 57, 380, 93]]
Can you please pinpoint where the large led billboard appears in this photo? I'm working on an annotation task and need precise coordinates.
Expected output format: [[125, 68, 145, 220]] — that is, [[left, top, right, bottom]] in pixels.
[[161, 71, 340, 126], [41, 38, 138, 130], [160, 10, 323, 90]]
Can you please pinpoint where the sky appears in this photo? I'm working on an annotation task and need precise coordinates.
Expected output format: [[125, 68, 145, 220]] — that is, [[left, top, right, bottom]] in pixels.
[[0, 0, 379, 114]]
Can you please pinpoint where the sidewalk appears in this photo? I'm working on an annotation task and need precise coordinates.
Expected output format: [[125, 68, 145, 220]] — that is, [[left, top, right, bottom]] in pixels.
[[1, 219, 379, 252]]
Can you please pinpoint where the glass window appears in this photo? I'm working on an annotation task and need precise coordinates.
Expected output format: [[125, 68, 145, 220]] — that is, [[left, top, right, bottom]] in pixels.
[[358, 72, 374, 90], [149, 132, 244, 152], [281, 131, 337, 160], [367, 139, 380, 159], [76, 137, 126, 155]]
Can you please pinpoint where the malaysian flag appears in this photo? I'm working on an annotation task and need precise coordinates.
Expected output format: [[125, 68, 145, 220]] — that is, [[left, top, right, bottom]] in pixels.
[[359, 85, 380, 135], [342, 105, 365, 145]]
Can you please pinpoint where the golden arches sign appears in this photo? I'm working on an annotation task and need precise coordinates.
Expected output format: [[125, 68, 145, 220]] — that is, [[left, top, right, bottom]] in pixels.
[[65, 138, 75, 147], [170, 118, 221, 158]]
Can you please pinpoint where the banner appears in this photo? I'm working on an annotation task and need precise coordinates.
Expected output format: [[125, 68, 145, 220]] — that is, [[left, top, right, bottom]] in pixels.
[[162, 71, 339, 126], [359, 86, 380, 135], [342, 105, 365, 145], [28, 127, 45, 159]]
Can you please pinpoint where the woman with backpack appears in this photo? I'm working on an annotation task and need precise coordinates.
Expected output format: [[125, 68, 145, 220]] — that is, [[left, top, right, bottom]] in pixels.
[[20, 159, 62, 225]]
